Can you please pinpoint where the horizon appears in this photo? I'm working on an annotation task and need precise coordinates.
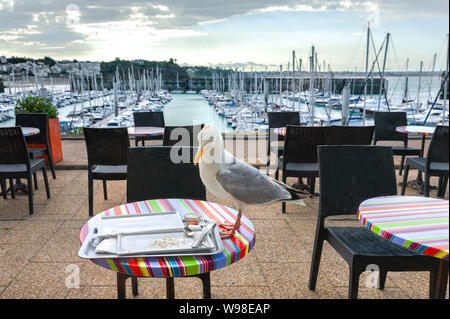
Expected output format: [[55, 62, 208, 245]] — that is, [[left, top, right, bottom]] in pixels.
[[0, 1, 449, 72]]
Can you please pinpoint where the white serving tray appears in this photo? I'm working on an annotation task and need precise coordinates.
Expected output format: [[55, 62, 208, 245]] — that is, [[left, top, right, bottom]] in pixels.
[[78, 212, 225, 259]]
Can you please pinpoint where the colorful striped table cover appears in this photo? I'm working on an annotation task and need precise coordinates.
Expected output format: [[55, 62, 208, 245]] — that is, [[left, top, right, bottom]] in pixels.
[[21, 127, 40, 136], [274, 127, 286, 136], [358, 196, 449, 260], [396, 126, 436, 136], [128, 127, 164, 137], [79, 198, 255, 277]]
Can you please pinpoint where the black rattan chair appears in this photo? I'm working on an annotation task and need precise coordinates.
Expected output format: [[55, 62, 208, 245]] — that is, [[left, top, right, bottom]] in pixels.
[[308, 145, 444, 299], [275, 125, 330, 213], [374, 112, 421, 175], [133, 111, 165, 146], [162, 124, 205, 148], [83, 127, 129, 216], [328, 126, 375, 145], [267, 112, 300, 173], [15, 113, 56, 179], [122, 146, 208, 299], [0, 127, 50, 215], [402, 125, 449, 198]]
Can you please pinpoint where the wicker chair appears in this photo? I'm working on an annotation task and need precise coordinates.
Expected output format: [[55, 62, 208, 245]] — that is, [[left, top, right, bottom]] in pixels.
[[308, 145, 443, 299], [275, 125, 330, 213], [162, 124, 205, 148], [402, 125, 449, 197], [267, 112, 300, 173], [0, 127, 50, 215], [15, 113, 56, 179], [374, 112, 421, 175], [83, 127, 129, 216], [133, 111, 165, 146], [122, 146, 208, 299], [328, 126, 375, 145]]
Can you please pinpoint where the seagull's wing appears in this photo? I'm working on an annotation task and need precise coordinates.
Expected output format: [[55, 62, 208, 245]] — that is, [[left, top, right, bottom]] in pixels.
[[216, 162, 308, 205]]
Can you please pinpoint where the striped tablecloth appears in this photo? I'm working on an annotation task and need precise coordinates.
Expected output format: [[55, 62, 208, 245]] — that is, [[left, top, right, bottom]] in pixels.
[[21, 127, 40, 136], [127, 127, 164, 137], [396, 126, 436, 136], [274, 127, 286, 136], [79, 199, 255, 277], [358, 196, 449, 260]]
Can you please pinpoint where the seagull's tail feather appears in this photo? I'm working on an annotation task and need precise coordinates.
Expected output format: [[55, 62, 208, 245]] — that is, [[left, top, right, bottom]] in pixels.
[[271, 178, 314, 202]]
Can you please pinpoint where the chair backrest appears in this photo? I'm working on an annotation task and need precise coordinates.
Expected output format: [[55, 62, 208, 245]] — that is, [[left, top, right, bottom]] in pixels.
[[374, 112, 408, 144], [133, 112, 165, 128], [163, 124, 205, 147], [427, 125, 449, 164], [318, 145, 397, 220], [268, 112, 300, 128], [83, 127, 130, 168], [328, 126, 375, 145], [15, 113, 49, 145], [127, 146, 206, 203], [0, 127, 31, 168], [284, 126, 330, 164]]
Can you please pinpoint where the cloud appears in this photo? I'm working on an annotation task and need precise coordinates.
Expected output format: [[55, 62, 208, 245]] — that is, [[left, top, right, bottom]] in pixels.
[[0, 0, 448, 61]]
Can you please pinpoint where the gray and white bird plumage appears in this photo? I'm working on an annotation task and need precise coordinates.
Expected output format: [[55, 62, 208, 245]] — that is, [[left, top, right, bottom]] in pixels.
[[194, 126, 311, 238]]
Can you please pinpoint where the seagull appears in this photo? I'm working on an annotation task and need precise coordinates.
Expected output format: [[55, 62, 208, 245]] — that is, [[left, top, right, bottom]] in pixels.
[[194, 125, 312, 239]]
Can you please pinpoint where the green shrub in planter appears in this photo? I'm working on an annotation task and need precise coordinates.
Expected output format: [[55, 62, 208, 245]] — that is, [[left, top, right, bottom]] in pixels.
[[15, 96, 58, 119]]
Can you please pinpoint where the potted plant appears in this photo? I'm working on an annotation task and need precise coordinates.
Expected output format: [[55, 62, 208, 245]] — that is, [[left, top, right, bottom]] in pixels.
[[15, 96, 63, 164]]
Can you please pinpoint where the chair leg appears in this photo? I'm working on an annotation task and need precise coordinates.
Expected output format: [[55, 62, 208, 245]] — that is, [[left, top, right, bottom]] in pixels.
[[166, 277, 175, 299], [430, 261, 449, 299], [103, 180, 108, 200], [131, 277, 139, 296], [88, 174, 94, 216], [46, 149, 56, 179], [282, 174, 287, 213], [437, 177, 448, 198], [399, 155, 406, 176], [27, 174, 34, 215], [348, 265, 361, 299], [197, 272, 211, 299], [33, 173, 38, 190], [308, 236, 324, 291], [116, 273, 128, 299], [10, 179, 15, 199], [378, 270, 387, 290], [401, 165, 410, 195], [424, 174, 431, 197], [42, 167, 50, 199], [1, 179, 7, 199]]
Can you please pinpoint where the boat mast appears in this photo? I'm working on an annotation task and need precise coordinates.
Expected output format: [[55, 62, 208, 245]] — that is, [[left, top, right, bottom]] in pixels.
[[363, 22, 371, 124], [378, 33, 390, 111], [416, 61, 424, 110], [443, 34, 449, 123]]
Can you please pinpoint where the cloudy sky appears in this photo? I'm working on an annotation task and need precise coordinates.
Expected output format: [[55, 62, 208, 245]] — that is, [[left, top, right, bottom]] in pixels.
[[0, 0, 448, 70]]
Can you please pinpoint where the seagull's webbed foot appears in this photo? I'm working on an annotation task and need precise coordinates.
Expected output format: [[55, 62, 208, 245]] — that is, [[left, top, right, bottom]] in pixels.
[[219, 210, 242, 239]]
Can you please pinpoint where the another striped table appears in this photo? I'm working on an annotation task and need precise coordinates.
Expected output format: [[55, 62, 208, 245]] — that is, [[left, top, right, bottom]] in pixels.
[[358, 195, 449, 298], [274, 127, 287, 136], [127, 126, 164, 137], [21, 127, 40, 136], [79, 198, 255, 298]]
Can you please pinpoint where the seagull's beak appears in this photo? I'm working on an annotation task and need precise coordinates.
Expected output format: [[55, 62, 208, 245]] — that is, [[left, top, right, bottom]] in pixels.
[[194, 147, 203, 166]]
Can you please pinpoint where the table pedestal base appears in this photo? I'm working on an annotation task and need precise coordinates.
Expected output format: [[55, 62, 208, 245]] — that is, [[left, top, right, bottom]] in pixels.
[[116, 272, 211, 299]]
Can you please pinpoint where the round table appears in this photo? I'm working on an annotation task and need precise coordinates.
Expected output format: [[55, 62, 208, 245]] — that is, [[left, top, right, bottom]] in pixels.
[[79, 198, 255, 298], [127, 126, 164, 137], [396, 126, 438, 192], [358, 195, 449, 298], [21, 127, 40, 136], [274, 127, 287, 136]]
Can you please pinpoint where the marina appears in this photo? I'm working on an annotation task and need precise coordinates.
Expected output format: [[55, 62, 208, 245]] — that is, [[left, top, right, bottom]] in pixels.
[[0, 0, 448, 303]]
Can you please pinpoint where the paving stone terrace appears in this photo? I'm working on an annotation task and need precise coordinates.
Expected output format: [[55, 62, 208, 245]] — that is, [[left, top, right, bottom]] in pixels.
[[0, 135, 448, 299]]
